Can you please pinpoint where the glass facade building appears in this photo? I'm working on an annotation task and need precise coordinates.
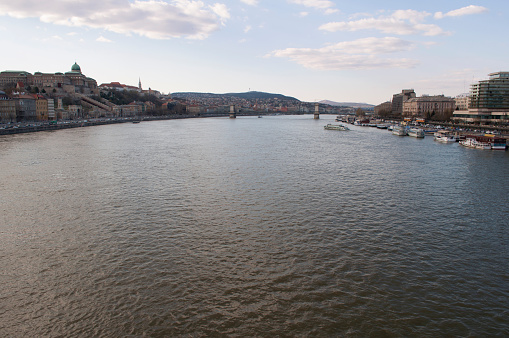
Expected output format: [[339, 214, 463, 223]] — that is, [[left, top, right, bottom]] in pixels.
[[453, 72, 509, 124], [469, 72, 509, 109]]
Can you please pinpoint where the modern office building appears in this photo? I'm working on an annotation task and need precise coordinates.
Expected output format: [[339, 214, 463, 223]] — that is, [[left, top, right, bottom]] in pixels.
[[453, 72, 509, 124]]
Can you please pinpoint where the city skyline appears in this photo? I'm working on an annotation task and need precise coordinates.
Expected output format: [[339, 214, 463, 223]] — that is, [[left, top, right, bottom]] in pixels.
[[0, 0, 507, 104]]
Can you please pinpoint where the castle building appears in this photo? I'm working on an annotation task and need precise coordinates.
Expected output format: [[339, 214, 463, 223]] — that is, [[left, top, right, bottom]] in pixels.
[[0, 63, 98, 95]]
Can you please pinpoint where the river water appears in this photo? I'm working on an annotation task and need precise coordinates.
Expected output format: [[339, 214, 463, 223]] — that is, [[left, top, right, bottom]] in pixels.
[[1, 115, 508, 337]]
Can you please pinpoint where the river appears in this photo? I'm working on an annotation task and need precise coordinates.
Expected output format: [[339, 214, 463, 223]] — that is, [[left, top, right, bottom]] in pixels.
[[1, 115, 508, 336]]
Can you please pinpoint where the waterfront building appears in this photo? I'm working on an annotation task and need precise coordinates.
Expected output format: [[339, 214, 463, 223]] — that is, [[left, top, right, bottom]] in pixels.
[[67, 105, 83, 119], [112, 104, 139, 117], [11, 93, 36, 121], [392, 89, 416, 116], [33, 94, 49, 121], [403, 95, 455, 117], [453, 72, 509, 124], [374, 101, 392, 116], [0, 91, 16, 123], [454, 94, 469, 111], [47, 98, 56, 121]]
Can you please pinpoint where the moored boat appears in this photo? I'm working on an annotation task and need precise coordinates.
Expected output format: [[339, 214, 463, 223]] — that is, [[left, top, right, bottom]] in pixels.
[[408, 128, 425, 138], [434, 130, 458, 143], [392, 125, 407, 136], [324, 123, 349, 131], [459, 137, 491, 150]]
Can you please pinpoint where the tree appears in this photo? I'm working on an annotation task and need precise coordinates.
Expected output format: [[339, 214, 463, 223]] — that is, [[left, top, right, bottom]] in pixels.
[[355, 108, 364, 117]]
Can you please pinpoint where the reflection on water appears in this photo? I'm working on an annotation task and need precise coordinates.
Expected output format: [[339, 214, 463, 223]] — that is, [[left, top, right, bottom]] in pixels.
[[1, 116, 508, 336]]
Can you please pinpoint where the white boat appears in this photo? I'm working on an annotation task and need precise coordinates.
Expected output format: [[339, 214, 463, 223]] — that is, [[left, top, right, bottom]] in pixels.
[[434, 131, 457, 143], [392, 125, 407, 136], [408, 128, 425, 138], [324, 123, 349, 131], [459, 137, 491, 150]]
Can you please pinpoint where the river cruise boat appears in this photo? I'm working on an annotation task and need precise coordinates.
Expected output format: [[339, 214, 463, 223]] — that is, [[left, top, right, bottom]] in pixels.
[[324, 123, 349, 131], [408, 128, 425, 138], [392, 125, 407, 136]]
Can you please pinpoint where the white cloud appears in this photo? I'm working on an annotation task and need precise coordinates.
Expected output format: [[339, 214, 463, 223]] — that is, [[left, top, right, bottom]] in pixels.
[[288, 0, 336, 13], [299, 12, 309, 17], [244, 25, 252, 33], [0, 0, 230, 40], [240, 0, 258, 5], [211, 3, 230, 24], [268, 37, 419, 70], [320, 9, 449, 36], [435, 5, 488, 19], [96, 36, 112, 43], [324, 8, 339, 15]]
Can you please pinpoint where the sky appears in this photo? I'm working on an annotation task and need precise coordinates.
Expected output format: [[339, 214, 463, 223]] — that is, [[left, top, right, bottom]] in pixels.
[[0, 0, 507, 104]]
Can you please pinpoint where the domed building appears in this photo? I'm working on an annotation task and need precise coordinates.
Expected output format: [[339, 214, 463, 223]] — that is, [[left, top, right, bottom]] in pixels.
[[65, 62, 98, 94], [71, 62, 81, 73], [0, 62, 98, 95]]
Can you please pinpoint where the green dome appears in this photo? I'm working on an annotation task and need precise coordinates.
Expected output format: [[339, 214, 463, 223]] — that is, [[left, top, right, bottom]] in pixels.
[[71, 62, 81, 72]]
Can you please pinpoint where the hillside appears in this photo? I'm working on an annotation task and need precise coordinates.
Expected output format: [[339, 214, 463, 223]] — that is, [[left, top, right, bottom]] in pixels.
[[319, 100, 374, 109], [172, 91, 299, 102]]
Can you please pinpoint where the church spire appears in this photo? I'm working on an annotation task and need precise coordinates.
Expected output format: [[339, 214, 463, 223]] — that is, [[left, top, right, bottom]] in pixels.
[[138, 77, 142, 90]]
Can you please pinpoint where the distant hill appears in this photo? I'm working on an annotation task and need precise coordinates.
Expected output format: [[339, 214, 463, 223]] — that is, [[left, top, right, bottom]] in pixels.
[[172, 91, 299, 102], [319, 100, 374, 109]]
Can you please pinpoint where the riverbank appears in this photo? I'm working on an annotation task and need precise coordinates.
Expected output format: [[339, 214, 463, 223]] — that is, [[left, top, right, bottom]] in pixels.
[[0, 114, 206, 136]]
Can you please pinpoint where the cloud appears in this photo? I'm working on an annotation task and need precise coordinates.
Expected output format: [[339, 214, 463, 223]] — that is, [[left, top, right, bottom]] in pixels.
[[240, 0, 258, 5], [244, 25, 252, 33], [96, 36, 112, 43], [324, 8, 339, 15], [288, 0, 336, 12], [268, 37, 419, 70], [435, 5, 488, 19], [0, 0, 230, 40], [320, 9, 449, 36]]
